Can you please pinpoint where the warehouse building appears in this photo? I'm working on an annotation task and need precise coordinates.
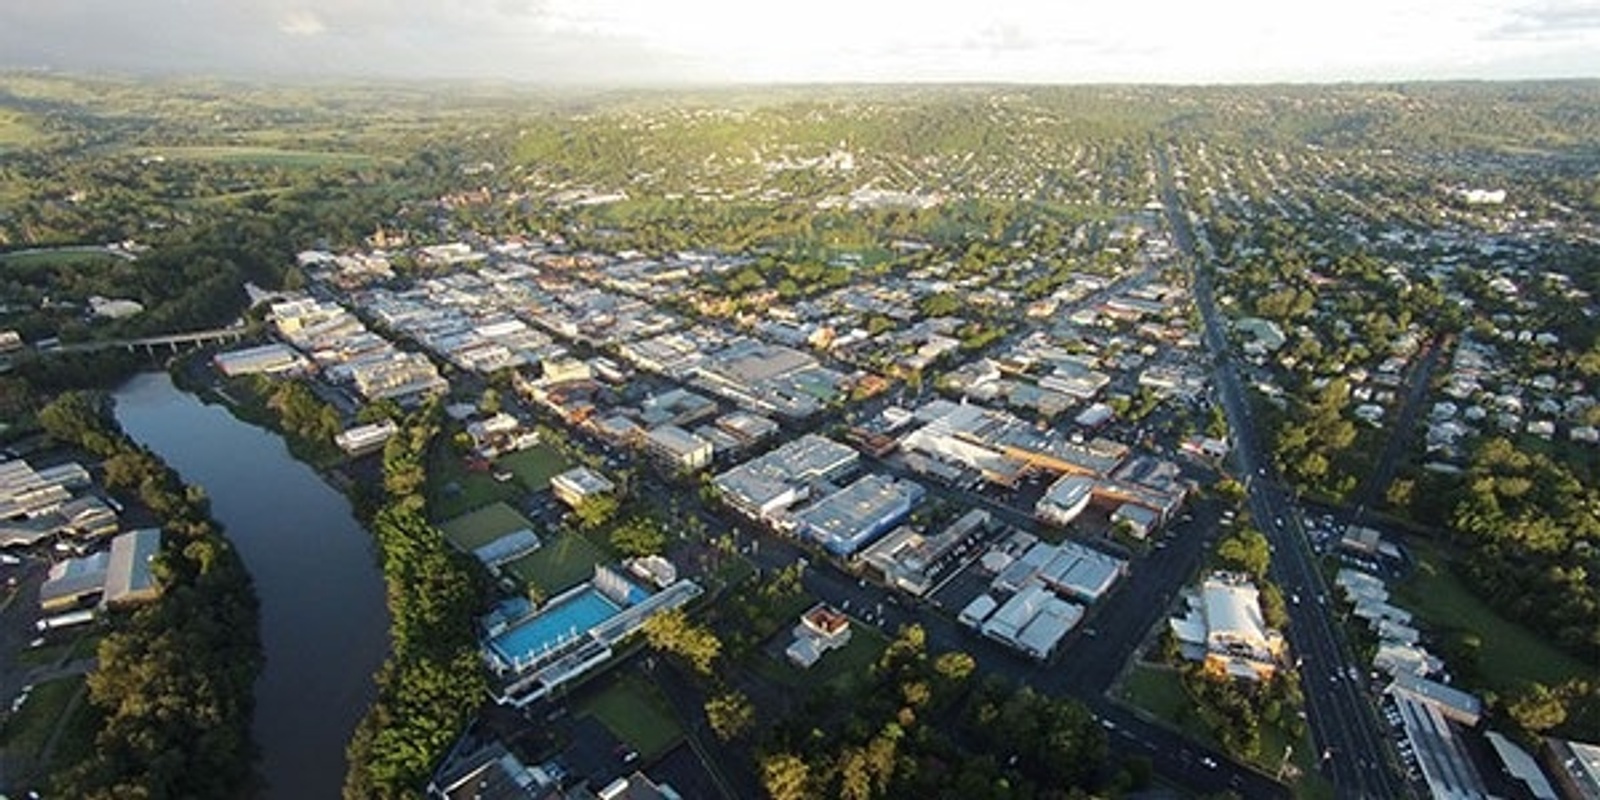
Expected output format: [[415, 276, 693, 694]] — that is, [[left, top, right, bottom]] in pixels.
[[644, 425, 714, 472], [793, 474, 924, 556], [213, 343, 309, 377], [858, 508, 994, 596], [712, 434, 858, 522]]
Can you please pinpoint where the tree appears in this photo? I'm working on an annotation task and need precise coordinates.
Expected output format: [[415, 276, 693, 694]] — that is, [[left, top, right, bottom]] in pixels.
[[704, 690, 754, 744], [760, 753, 812, 800], [919, 291, 962, 318], [641, 608, 720, 676], [1217, 528, 1272, 579], [572, 494, 619, 531], [610, 516, 666, 558], [838, 747, 873, 800], [1507, 683, 1567, 734], [934, 651, 976, 683]]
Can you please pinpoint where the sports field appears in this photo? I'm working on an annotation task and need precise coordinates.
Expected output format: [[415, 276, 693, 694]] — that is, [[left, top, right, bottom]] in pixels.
[[439, 502, 535, 552]]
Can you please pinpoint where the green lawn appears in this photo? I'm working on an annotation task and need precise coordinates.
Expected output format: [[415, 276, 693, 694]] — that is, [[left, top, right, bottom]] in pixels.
[[753, 617, 889, 694], [0, 249, 123, 270], [580, 676, 682, 760], [429, 452, 517, 520], [0, 110, 43, 149], [440, 501, 537, 552], [428, 444, 572, 520], [127, 145, 382, 168], [1119, 663, 1330, 799], [1394, 541, 1589, 691], [15, 631, 101, 669], [1120, 663, 1191, 721], [499, 444, 573, 489], [0, 676, 86, 766], [504, 532, 609, 597]]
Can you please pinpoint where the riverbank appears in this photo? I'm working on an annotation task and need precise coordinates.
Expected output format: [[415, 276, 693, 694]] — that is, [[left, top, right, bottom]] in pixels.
[[113, 373, 389, 799], [31, 390, 261, 798]]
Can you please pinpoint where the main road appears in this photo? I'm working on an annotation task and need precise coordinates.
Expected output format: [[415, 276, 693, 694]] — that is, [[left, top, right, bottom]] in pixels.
[[1152, 140, 1408, 799]]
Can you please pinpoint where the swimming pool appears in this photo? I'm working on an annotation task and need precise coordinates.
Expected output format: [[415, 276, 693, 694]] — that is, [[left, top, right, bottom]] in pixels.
[[489, 588, 622, 668]]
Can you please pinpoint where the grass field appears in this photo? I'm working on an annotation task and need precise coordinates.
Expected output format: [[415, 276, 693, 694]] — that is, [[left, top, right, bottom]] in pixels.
[[0, 249, 124, 270], [430, 453, 516, 520], [439, 501, 536, 552], [1119, 663, 1331, 800], [0, 110, 43, 150], [505, 532, 609, 597], [499, 444, 573, 488], [127, 145, 382, 168], [753, 617, 889, 695], [15, 631, 101, 669], [1120, 662, 1190, 721], [0, 676, 86, 767], [1394, 541, 1589, 690], [428, 443, 571, 520], [580, 676, 682, 760]]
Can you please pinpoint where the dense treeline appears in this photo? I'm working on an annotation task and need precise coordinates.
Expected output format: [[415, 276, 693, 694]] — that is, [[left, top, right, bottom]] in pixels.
[[760, 624, 1112, 800], [34, 392, 261, 798], [344, 402, 486, 799], [1448, 437, 1600, 660]]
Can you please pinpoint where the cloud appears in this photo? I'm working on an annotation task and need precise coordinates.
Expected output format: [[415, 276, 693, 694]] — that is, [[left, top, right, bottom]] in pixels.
[[278, 10, 326, 37], [1493, 0, 1600, 39], [0, 0, 1594, 83]]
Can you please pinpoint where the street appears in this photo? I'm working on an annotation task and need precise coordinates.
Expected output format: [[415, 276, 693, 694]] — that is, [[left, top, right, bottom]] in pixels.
[[1154, 140, 1408, 799]]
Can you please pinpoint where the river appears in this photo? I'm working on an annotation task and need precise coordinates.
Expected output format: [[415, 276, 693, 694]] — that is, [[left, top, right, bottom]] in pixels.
[[113, 372, 389, 800]]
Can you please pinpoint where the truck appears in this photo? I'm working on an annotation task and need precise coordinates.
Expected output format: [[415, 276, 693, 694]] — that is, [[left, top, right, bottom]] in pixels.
[[35, 608, 95, 632]]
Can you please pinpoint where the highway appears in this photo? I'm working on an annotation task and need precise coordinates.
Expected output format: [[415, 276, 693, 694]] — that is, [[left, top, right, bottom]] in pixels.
[[1153, 141, 1409, 799]]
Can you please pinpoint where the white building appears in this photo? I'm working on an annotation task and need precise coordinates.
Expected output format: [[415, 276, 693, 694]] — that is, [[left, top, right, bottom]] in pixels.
[[1035, 474, 1094, 526], [1170, 572, 1285, 680], [644, 425, 713, 472]]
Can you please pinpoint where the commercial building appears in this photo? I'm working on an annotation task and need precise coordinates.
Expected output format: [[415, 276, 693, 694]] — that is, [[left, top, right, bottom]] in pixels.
[[1390, 673, 1483, 727], [1390, 688, 1490, 800], [1111, 503, 1161, 538], [347, 352, 449, 403], [858, 508, 993, 596], [691, 337, 848, 420], [992, 540, 1127, 604], [712, 434, 858, 522], [959, 594, 998, 628], [550, 467, 616, 509], [899, 400, 1129, 488], [39, 528, 161, 611], [213, 343, 309, 377], [976, 580, 1085, 661], [792, 474, 924, 556], [335, 420, 399, 457], [711, 411, 780, 448], [0, 459, 91, 522], [1035, 475, 1094, 526], [638, 388, 718, 429], [1543, 738, 1600, 800], [103, 527, 162, 606], [644, 425, 713, 472], [1169, 572, 1286, 680], [428, 741, 544, 800]]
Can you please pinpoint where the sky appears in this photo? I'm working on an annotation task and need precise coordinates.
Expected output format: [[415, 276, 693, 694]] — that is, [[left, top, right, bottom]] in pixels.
[[1, 0, 1597, 85]]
